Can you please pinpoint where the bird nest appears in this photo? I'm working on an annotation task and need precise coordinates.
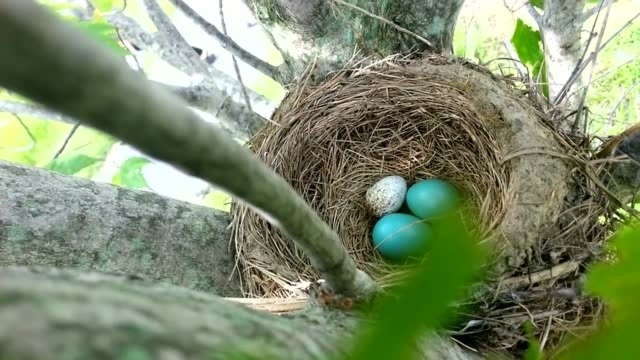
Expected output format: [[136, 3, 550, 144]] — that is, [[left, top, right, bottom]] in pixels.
[[230, 55, 621, 355]]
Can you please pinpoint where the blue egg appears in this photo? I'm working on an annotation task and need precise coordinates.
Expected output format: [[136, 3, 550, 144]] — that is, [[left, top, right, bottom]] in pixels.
[[406, 179, 460, 220], [372, 213, 432, 260]]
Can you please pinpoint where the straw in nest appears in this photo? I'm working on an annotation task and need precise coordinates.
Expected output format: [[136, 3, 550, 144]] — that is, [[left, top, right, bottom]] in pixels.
[[230, 55, 619, 354]]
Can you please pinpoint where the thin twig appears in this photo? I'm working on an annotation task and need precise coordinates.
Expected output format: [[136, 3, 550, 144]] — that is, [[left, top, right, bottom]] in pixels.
[[499, 261, 581, 289], [606, 78, 640, 126], [330, 0, 433, 47], [166, 0, 279, 80], [580, 3, 602, 23], [51, 123, 80, 161], [566, 55, 638, 99], [115, 27, 144, 73], [0, 113, 36, 152], [219, 0, 252, 112], [598, 11, 640, 55], [573, 0, 613, 134], [225, 297, 307, 314], [553, 0, 605, 107]]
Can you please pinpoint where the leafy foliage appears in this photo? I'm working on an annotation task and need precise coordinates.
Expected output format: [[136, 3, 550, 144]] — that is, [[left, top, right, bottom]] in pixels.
[[348, 213, 487, 359], [557, 222, 640, 359], [46, 154, 102, 175], [511, 19, 549, 97], [112, 157, 151, 189]]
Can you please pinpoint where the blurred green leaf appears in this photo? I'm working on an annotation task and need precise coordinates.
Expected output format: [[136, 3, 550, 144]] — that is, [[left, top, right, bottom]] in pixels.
[[559, 222, 640, 360], [46, 154, 102, 175], [348, 213, 487, 360], [524, 321, 544, 360], [112, 157, 150, 189], [529, 0, 544, 10]]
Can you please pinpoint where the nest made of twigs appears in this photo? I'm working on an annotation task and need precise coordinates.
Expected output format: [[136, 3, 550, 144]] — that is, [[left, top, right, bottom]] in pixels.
[[230, 55, 621, 355]]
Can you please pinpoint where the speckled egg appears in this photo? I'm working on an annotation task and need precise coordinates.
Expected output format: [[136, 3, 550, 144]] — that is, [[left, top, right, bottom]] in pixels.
[[366, 176, 407, 217], [406, 179, 460, 220], [372, 213, 432, 260]]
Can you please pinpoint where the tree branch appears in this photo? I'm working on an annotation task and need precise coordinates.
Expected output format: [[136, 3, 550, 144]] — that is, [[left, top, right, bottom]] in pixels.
[[0, 160, 240, 296], [107, 11, 276, 120], [0, 99, 75, 123], [165, 0, 281, 81], [1, 87, 266, 141], [0, 0, 377, 299], [0, 266, 348, 360], [525, 1, 544, 27], [0, 266, 477, 360], [580, 3, 602, 23], [141, 0, 209, 75]]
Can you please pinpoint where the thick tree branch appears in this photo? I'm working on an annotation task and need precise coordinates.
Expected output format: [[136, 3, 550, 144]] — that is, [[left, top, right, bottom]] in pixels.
[[0, 0, 376, 299], [0, 267, 476, 360], [0, 160, 240, 296], [0, 266, 348, 360], [245, 0, 464, 78], [166, 0, 281, 81]]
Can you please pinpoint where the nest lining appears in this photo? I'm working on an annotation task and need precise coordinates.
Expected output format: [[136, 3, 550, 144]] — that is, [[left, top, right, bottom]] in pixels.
[[230, 56, 618, 355]]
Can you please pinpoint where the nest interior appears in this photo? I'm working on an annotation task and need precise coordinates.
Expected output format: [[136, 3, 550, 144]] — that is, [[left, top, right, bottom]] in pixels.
[[230, 56, 618, 355]]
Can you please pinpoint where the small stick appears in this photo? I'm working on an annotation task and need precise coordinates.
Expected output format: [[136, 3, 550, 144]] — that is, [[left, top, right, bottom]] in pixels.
[[499, 260, 581, 289], [330, 0, 433, 48]]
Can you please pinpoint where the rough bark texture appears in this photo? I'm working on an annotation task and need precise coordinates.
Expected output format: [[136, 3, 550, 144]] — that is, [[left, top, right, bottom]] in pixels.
[[0, 160, 240, 296], [0, 266, 478, 360], [245, 0, 464, 80], [542, 0, 586, 119]]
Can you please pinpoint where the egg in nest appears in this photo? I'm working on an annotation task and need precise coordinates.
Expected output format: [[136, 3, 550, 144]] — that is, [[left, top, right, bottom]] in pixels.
[[365, 176, 407, 217]]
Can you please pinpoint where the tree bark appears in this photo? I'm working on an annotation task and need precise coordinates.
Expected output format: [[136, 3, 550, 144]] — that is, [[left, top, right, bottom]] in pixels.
[[0, 266, 478, 360], [245, 0, 464, 80], [0, 160, 240, 296]]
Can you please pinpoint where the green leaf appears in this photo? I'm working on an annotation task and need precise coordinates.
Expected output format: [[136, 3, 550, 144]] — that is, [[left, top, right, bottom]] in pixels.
[[75, 20, 129, 56], [46, 154, 102, 175], [529, 0, 544, 9], [511, 19, 548, 97], [348, 213, 487, 359], [559, 222, 640, 359], [511, 19, 544, 73], [112, 157, 150, 189]]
